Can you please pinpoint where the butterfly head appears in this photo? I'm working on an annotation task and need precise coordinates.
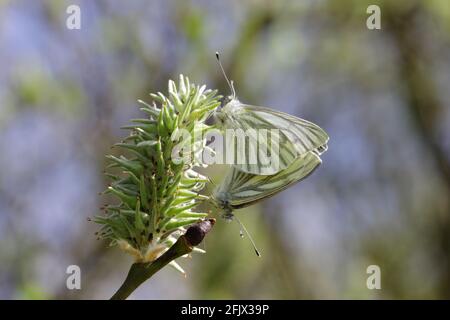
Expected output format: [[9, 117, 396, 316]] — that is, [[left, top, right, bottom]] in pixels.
[[212, 95, 240, 126], [221, 94, 234, 108]]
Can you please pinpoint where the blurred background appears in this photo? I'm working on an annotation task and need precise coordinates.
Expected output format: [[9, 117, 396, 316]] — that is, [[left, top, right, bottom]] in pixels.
[[1, 0, 449, 299]]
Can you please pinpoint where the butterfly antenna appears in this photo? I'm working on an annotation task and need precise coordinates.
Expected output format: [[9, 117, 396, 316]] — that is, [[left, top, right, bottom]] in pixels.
[[215, 52, 236, 98], [233, 215, 261, 257]]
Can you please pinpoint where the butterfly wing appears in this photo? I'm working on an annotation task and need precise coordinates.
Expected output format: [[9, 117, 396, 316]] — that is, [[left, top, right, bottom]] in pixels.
[[219, 101, 329, 175], [216, 151, 322, 210]]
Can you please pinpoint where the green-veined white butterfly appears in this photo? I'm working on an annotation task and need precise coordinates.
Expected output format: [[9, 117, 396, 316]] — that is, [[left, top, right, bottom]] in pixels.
[[212, 150, 321, 217], [212, 52, 329, 175], [211, 150, 322, 255]]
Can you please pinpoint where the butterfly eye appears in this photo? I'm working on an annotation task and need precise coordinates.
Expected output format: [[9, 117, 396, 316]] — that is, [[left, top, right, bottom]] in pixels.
[[219, 95, 233, 109]]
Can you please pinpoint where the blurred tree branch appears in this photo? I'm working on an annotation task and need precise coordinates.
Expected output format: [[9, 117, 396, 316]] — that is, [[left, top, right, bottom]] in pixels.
[[385, 2, 450, 298]]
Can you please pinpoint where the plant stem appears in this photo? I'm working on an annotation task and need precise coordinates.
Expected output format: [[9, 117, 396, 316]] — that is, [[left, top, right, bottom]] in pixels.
[[110, 219, 215, 300]]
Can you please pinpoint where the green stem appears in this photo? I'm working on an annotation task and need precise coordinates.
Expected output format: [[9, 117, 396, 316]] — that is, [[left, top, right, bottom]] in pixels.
[[110, 236, 191, 300], [110, 219, 215, 300]]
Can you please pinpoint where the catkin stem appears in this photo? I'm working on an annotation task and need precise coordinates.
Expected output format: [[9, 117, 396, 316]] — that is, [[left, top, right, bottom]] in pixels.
[[110, 219, 215, 300]]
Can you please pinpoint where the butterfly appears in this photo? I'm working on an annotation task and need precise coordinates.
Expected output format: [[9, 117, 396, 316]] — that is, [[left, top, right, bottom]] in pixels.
[[212, 150, 321, 218], [210, 150, 322, 256], [212, 52, 329, 176]]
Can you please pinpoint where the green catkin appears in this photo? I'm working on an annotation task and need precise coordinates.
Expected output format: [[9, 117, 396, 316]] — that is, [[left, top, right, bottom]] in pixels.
[[95, 75, 221, 263]]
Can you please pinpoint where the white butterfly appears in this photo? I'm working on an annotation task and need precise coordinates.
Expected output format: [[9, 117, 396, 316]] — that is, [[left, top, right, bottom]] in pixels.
[[212, 53, 329, 175], [211, 151, 322, 256], [212, 150, 321, 217]]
